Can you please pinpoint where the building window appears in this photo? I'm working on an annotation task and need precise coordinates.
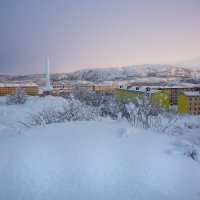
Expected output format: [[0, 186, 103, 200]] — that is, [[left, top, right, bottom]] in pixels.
[[189, 103, 192, 106], [189, 107, 191, 111], [189, 98, 192, 101], [195, 98, 197, 101]]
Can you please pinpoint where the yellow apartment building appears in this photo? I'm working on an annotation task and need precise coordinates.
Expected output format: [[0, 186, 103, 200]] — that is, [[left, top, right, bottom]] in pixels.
[[93, 85, 119, 92], [116, 86, 170, 110], [157, 86, 199, 106], [178, 92, 200, 114], [0, 83, 39, 96]]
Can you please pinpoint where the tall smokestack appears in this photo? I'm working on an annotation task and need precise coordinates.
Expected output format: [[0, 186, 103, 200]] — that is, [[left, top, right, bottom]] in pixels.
[[43, 57, 53, 93], [45, 57, 50, 87]]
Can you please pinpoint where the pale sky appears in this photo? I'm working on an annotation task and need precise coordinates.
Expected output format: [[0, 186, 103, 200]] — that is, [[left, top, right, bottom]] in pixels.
[[0, 0, 200, 74]]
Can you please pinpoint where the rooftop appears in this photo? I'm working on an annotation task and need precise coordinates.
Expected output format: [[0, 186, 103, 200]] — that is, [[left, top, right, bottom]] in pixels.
[[0, 83, 39, 87], [153, 85, 200, 89], [119, 86, 160, 94], [183, 92, 200, 96]]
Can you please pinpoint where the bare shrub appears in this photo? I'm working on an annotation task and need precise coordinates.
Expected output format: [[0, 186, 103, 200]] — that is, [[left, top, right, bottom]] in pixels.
[[6, 87, 27, 104], [125, 95, 164, 128], [28, 90, 181, 134], [124, 95, 181, 133], [185, 147, 198, 160], [29, 94, 99, 126], [192, 136, 200, 147]]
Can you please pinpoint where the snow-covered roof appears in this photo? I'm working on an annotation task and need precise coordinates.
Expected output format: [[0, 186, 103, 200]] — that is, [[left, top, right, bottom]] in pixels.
[[155, 85, 200, 89], [94, 84, 118, 87], [0, 83, 39, 87], [74, 81, 94, 85], [183, 92, 200, 96]]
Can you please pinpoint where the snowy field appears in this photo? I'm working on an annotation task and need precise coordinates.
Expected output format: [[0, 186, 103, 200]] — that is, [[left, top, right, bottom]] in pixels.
[[0, 96, 200, 200]]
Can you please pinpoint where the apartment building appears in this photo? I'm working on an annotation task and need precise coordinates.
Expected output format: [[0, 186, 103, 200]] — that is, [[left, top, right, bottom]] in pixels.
[[74, 84, 93, 91], [93, 85, 119, 92], [52, 83, 72, 92], [178, 92, 200, 114], [0, 83, 39, 96], [157, 86, 198, 106], [116, 86, 170, 110]]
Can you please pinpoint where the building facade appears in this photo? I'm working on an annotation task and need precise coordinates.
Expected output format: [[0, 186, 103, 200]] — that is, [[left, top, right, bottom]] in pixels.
[[116, 86, 170, 110], [178, 92, 200, 114], [93, 85, 119, 92], [157, 86, 198, 106], [0, 83, 39, 95]]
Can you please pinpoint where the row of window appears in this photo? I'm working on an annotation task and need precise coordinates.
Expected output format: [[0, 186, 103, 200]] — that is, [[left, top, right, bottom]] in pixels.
[[189, 112, 200, 115], [189, 97, 200, 101], [189, 103, 200, 106], [189, 107, 200, 111]]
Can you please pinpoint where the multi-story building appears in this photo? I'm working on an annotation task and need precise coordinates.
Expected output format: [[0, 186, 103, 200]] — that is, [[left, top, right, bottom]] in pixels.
[[52, 83, 72, 92], [156, 86, 199, 106], [116, 86, 170, 110], [74, 84, 93, 91], [178, 92, 200, 114], [50, 83, 72, 96], [0, 83, 39, 95], [93, 85, 119, 92]]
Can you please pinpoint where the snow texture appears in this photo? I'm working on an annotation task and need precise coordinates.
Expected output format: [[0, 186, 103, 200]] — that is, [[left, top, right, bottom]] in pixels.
[[0, 96, 200, 200]]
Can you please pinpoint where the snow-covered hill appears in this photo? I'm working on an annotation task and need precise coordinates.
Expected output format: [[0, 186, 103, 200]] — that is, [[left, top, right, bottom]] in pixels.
[[0, 96, 200, 200], [57, 64, 200, 83], [1, 64, 200, 84]]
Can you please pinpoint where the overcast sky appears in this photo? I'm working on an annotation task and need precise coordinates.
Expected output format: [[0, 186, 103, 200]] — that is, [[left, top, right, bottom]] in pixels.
[[0, 0, 200, 74]]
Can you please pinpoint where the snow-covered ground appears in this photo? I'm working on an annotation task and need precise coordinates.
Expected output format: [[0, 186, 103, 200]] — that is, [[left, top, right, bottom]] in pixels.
[[0, 96, 200, 200]]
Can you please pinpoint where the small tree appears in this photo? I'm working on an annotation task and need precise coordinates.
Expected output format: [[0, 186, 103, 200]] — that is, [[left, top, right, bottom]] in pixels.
[[125, 95, 167, 129], [186, 146, 198, 160], [6, 87, 28, 104], [29, 94, 99, 126]]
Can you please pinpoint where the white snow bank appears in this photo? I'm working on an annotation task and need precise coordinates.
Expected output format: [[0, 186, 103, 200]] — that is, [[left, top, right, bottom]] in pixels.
[[0, 96, 66, 129], [0, 121, 200, 200], [0, 96, 200, 199]]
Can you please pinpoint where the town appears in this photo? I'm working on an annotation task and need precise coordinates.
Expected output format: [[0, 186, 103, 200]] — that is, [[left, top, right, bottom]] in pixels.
[[1, 58, 200, 115], [1, 0, 200, 199]]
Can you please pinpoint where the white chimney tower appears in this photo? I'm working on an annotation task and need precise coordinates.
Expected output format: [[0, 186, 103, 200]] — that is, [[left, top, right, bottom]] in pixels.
[[43, 57, 53, 93]]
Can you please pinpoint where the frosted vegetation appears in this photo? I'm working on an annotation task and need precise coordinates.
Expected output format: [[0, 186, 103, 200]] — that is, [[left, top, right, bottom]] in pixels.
[[6, 87, 27, 104], [25, 90, 200, 161], [28, 90, 180, 135]]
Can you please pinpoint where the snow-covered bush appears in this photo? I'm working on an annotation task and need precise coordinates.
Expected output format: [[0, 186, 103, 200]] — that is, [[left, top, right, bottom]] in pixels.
[[99, 94, 119, 120], [29, 94, 99, 126], [28, 91, 180, 133], [69, 90, 125, 120], [125, 96, 164, 128], [62, 94, 99, 121], [6, 87, 27, 104], [185, 146, 198, 160], [192, 136, 200, 147], [124, 95, 181, 134], [71, 89, 113, 107]]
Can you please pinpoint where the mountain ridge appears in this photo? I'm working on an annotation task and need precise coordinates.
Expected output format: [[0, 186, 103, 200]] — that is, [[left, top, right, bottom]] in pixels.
[[56, 64, 200, 83], [1, 64, 200, 84]]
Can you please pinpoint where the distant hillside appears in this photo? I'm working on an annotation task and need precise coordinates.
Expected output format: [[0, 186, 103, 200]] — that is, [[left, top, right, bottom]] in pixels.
[[56, 64, 200, 83], [1, 64, 200, 84]]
